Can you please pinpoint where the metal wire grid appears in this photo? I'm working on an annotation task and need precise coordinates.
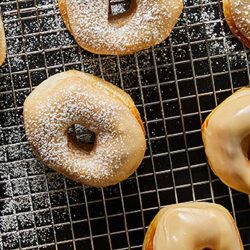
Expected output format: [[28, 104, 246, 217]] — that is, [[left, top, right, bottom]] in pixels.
[[0, 0, 250, 249]]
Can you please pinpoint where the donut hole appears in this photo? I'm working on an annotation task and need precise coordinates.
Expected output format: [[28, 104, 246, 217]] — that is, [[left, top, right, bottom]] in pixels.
[[108, 0, 137, 26], [241, 134, 250, 160], [67, 124, 95, 153]]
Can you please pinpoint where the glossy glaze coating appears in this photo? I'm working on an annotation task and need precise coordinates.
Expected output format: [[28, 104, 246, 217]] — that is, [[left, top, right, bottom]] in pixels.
[[202, 87, 250, 194], [143, 202, 243, 250]]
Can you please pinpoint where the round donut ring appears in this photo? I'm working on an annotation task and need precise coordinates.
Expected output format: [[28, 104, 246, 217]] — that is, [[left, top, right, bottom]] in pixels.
[[23, 70, 146, 187], [143, 202, 243, 250], [58, 0, 183, 55], [223, 0, 250, 48], [0, 12, 6, 65], [202, 87, 250, 194]]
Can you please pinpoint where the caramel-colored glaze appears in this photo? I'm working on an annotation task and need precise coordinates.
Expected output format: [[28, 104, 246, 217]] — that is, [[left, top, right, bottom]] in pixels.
[[143, 202, 243, 250], [202, 87, 250, 194], [0, 13, 6, 65], [24, 70, 146, 187], [58, 0, 183, 55], [223, 0, 250, 48]]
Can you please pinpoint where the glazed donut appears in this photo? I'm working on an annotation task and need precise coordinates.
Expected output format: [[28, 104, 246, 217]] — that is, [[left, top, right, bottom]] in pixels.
[[202, 87, 250, 194], [23, 70, 146, 187], [58, 0, 183, 55], [223, 0, 250, 48], [0, 12, 6, 65], [143, 202, 243, 250]]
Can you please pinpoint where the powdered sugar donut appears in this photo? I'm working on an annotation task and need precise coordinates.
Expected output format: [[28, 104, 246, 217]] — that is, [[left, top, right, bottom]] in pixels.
[[223, 0, 250, 48], [23, 70, 146, 187], [0, 12, 6, 65], [58, 0, 183, 55]]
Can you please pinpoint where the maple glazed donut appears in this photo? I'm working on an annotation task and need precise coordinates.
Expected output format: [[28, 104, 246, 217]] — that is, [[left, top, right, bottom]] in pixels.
[[223, 0, 250, 48], [143, 202, 243, 250], [202, 87, 250, 194], [23, 70, 146, 187], [0, 12, 6, 65], [58, 0, 183, 55]]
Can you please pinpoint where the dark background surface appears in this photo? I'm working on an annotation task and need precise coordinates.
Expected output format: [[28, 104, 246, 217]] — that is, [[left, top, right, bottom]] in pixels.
[[0, 0, 250, 249]]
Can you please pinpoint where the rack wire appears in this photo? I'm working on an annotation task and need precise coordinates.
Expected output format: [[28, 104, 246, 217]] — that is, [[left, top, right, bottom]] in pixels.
[[0, 0, 250, 249]]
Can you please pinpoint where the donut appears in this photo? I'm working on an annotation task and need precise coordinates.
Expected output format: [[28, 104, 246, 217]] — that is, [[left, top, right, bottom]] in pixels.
[[23, 70, 146, 187], [202, 87, 250, 194], [0, 12, 6, 65], [58, 0, 183, 55], [223, 0, 250, 48], [143, 202, 243, 250]]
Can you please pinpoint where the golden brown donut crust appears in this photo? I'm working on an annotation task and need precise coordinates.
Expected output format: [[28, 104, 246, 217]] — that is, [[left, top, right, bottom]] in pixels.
[[142, 207, 166, 250], [143, 202, 243, 250], [58, 0, 183, 55], [0, 12, 6, 66], [58, 0, 71, 33], [223, 0, 250, 48], [24, 70, 146, 187]]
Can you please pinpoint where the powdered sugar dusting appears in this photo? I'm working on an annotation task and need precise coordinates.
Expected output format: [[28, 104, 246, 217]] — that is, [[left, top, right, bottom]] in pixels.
[[65, 0, 183, 54], [24, 72, 145, 187], [185, 1, 248, 58], [230, 0, 250, 40]]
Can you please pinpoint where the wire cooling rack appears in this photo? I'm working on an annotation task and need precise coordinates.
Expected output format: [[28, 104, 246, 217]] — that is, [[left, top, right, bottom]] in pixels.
[[0, 0, 250, 249]]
